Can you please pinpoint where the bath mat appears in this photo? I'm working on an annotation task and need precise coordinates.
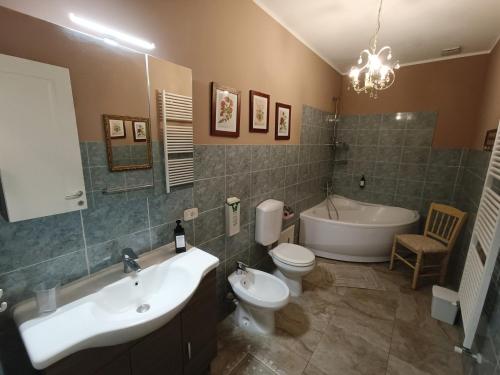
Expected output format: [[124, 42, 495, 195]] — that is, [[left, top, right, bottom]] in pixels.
[[327, 264, 386, 291]]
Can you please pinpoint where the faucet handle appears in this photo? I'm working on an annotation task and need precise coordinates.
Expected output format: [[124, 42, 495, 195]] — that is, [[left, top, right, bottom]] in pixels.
[[121, 248, 138, 259], [236, 261, 248, 271]]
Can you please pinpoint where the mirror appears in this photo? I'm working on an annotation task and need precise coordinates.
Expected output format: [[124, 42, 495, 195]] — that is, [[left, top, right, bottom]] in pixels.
[[103, 115, 152, 171], [0, 6, 192, 200]]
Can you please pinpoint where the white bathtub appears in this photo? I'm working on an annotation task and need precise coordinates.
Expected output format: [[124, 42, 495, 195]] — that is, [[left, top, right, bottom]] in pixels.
[[299, 195, 420, 262]]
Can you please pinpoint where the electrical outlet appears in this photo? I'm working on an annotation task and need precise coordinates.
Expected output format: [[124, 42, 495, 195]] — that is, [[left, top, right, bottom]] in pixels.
[[184, 208, 199, 221]]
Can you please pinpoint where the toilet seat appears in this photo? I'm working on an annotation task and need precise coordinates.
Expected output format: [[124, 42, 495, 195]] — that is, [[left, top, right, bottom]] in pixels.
[[270, 243, 315, 267]]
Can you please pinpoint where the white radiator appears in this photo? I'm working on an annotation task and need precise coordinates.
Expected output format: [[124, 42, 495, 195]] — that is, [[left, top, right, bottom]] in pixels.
[[158, 90, 194, 192], [458, 122, 500, 349]]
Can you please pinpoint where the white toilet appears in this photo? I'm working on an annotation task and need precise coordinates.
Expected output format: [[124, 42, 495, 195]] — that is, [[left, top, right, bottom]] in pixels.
[[228, 267, 289, 334], [256, 199, 316, 296]]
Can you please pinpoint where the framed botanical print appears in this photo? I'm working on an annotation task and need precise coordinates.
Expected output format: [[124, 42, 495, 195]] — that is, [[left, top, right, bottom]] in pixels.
[[275, 102, 291, 140], [249, 90, 270, 133], [108, 118, 126, 139], [210, 82, 241, 137], [133, 121, 148, 142]]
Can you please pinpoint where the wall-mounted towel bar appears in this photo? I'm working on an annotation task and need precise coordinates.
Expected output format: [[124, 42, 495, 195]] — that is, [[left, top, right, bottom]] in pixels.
[[102, 184, 154, 195]]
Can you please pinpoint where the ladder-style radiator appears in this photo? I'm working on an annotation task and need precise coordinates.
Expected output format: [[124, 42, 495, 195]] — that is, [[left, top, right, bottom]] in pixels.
[[158, 90, 193, 192], [459, 123, 500, 349]]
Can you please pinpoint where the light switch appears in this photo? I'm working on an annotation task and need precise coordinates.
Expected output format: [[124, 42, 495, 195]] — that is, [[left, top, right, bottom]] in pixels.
[[184, 208, 199, 221]]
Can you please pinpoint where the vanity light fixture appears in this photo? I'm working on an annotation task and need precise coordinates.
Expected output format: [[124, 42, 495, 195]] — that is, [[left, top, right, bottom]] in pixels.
[[69, 13, 155, 50], [348, 0, 399, 98]]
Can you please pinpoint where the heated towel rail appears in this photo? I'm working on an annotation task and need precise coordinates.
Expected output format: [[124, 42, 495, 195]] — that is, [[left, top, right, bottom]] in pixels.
[[458, 122, 500, 350], [158, 90, 194, 193]]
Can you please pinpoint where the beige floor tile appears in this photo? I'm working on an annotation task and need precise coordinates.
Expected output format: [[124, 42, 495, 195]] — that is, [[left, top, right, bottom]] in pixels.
[[245, 334, 309, 375], [228, 353, 277, 375], [386, 354, 433, 375], [212, 257, 463, 375], [275, 301, 329, 359], [212, 318, 253, 375], [389, 320, 463, 375], [370, 263, 413, 292], [335, 287, 399, 322], [307, 301, 394, 375], [302, 362, 329, 375], [396, 288, 460, 345], [303, 262, 335, 288]]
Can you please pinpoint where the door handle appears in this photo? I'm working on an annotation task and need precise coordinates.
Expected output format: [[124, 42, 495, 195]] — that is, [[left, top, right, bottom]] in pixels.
[[65, 190, 83, 200], [187, 341, 192, 360], [0, 289, 7, 313]]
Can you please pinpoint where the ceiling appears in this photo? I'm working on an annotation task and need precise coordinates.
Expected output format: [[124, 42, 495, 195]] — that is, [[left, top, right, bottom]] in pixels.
[[254, 0, 500, 74]]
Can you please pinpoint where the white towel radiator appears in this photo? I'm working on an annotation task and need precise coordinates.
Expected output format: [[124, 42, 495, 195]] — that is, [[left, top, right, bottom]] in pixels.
[[158, 90, 194, 193], [458, 123, 500, 351]]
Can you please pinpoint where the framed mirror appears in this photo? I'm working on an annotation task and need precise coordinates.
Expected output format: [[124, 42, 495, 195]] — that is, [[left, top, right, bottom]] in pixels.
[[103, 114, 152, 171]]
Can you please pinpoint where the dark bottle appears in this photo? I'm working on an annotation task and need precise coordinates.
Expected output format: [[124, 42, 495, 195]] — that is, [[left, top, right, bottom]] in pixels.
[[360, 175, 366, 189], [174, 220, 186, 253]]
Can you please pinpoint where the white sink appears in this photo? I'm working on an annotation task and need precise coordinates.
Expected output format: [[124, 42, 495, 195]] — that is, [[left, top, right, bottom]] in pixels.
[[13, 248, 219, 370]]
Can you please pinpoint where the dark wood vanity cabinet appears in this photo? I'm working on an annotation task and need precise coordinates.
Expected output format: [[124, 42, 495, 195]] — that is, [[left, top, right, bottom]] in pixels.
[[181, 271, 217, 375], [42, 270, 217, 375]]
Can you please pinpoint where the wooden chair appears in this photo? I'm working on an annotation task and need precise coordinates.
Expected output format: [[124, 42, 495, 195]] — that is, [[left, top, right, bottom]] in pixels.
[[389, 203, 467, 289]]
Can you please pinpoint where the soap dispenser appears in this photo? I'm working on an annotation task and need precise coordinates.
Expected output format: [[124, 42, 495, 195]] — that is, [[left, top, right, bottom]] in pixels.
[[360, 175, 366, 189], [174, 220, 186, 253]]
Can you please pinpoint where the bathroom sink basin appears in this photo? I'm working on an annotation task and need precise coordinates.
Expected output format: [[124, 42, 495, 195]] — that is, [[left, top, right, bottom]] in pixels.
[[13, 248, 219, 370]]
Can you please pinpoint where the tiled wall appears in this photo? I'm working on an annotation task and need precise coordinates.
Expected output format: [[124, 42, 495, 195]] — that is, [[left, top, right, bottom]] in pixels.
[[333, 112, 467, 216], [0, 105, 333, 321]]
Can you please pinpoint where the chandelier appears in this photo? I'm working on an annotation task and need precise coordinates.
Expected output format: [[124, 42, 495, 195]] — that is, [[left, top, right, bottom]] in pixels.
[[349, 0, 399, 98]]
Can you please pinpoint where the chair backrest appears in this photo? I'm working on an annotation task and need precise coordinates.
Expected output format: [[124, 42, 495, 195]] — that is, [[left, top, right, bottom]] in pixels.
[[424, 203, 467, 250]]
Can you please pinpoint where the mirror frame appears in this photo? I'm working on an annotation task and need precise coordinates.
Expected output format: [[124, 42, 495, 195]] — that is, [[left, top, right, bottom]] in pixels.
[[103, 114, 152, 171]]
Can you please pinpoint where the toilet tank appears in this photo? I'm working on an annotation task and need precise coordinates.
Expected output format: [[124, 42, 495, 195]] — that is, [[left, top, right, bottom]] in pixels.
[[255, 199, 284, 246]]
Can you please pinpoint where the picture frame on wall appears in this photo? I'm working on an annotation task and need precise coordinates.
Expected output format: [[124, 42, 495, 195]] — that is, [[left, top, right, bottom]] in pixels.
[[275, 102, 291, 140], [210, 82, 241, 137], [108, 118, 126, 139], [133, 121, 148, 142], [249, 90, 270, 133]]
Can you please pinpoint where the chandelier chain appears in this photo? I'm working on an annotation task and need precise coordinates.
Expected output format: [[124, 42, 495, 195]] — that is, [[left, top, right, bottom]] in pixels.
[[369, 0, 384, 52]]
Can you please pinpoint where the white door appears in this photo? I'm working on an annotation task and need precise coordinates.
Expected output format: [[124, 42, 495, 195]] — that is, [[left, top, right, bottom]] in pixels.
[[0, 53, 87, 222]]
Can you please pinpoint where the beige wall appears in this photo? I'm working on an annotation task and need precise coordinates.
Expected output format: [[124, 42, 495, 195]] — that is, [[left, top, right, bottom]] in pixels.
[[341, 55, 490, 149], [473, 40, 500, 149], [0, 6, 150, 142], [147, 55, 193, 140], [0, 0, 342, 145]]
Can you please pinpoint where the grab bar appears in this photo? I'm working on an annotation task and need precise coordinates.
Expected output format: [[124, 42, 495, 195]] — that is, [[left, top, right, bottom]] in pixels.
[[102, 184, 153, 195]]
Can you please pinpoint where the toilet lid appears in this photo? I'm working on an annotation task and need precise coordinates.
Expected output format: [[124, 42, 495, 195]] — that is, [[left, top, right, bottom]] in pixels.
[[271, 243, 315, 266]]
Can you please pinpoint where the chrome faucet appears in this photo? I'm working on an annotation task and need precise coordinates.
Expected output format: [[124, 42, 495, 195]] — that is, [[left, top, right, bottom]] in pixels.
[[121, 248, 142, 274], [236, 261, 248, 275]]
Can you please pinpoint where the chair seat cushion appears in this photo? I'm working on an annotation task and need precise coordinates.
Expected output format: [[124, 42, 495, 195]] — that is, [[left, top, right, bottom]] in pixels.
[[396, 234, 447, 253]]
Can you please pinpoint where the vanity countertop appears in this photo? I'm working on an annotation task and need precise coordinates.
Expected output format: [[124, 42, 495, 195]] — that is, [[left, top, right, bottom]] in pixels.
[[13, 243, 220, 369], [13, 242, 191, 325]]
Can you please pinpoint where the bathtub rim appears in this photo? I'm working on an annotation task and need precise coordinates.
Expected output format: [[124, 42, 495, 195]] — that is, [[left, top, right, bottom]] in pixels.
[[300, 195, 420, 228]]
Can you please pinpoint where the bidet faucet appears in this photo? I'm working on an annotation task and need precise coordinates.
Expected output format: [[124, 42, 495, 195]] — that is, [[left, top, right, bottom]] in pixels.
[[121, 248, 142, 274], [236, 261, 248, 274]]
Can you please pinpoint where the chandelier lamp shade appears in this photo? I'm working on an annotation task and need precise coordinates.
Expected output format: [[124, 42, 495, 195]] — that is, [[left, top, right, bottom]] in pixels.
[[349, 0, 400, 97]]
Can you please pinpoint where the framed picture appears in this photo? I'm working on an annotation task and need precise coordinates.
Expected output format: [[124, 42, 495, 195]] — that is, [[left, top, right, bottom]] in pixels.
[[210, 82, 241, 137], [133, 121, 148, 142], [275, 102, 291, 140], [108, 118, 126, 139], [484, 128, 497, 151], [249, 90, 270, 133]]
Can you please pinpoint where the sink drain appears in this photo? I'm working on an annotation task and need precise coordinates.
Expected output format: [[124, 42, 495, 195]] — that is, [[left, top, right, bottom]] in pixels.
[[136, 304, 150, 313]]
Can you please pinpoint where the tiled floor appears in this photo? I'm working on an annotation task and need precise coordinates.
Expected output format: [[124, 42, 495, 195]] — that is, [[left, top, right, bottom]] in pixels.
[[211, 258, 463, 375]]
